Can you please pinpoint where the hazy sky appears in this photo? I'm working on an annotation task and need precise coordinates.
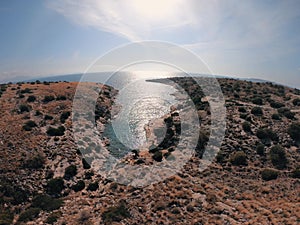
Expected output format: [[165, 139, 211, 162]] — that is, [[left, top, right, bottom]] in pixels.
[[0, 0, 299, 87]]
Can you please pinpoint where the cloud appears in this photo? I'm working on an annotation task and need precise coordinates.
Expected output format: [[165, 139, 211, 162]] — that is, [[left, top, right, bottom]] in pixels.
[[47, 1, 300, 48], [45, 0, 300, 86], [47, 0, 196, 41]]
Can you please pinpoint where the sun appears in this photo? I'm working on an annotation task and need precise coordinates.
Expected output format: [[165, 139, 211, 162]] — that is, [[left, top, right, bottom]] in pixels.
[[129, 0, 185, 24]]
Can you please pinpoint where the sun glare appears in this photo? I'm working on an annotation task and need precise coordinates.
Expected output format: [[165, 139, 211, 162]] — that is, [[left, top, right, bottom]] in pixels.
[[129, 0, 184, 23]]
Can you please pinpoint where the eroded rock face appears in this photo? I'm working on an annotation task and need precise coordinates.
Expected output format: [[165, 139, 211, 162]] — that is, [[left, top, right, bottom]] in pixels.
[[0, 78, 300, 224]]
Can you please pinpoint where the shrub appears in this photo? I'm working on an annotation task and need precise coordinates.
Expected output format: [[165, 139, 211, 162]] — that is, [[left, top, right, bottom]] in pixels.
[[46, 178, 64, 195], [269, 145, 287, 169], [256, 143, 265, 155], [31, 194, 63, 211], [85, 171, 94, 179], [102, 201, 130, 223], [261, 168, 279, 181], [238, 107, 247, 113], [252, 97, 263, 105], [270, 101, 285, 108], [230, 151, 247, 166], [19, 104, 30, 113], [56, 95, 67, 101], [78, 210, 91, 223], [271, 113, 281, 120], [0, 181, 29, 205], [20, 88, 32, 94], [60, 111, 71, 123], [46, 213, 60, 224], [87, 182, 99, 191], [18, 208, 41, 222], [292, 98, 300, 106], [64, 165, 77, 180], [242, 121, 251, 132], [278, 107, 295, 119], [27, 95, 36, 102], [152, 151, 163, 162], [284, 111, 295, 119], [23, 154, 45, 169], [256, 128, 278, 141], [0, 210, 14, 225], [251, 107, 263, 116], [46, 126, 65, 136], [44, 114, 53, 120], [22, 120, 37, 131], [82, 158, 91, 169], [195, 131, 209, 156], [291, 168, 300, 178], [216, 151, 225, 163], [288, 123, 300, 142], [43, 95, 55, 103], [35, 110, 42, 116], [71, 180, 85, 192]]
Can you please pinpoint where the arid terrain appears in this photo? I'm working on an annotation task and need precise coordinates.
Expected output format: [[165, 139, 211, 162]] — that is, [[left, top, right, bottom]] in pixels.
[[0, 78, 299, 225]]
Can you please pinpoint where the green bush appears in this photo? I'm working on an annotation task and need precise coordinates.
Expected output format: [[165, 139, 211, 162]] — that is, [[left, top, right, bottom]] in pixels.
[[44, 114, 53, 120], [60, 111, 71, 123], [102, 201, 130, 223], [256, 128, 278, 141], [270, 101, 285, 108], [271, 113, 281, 120], [87, 182, 99, 191], [256, 143, 265, 155], [230, 151, 247, 166], [43, 95, 55, 103], [31, 194, 63, 211], [288, 123, 300, 142], [35, 110, 42, 116], [0, 210, 14, 225], [84, 171, 94, 180], [82, 158, 91, 169], [71, 180, 85, 192], [19, 104, 31, 113], [20, 88, 32, 94], [0, 181, 29, 205], [46, 126, 65, 136], [18, 208, 41, 222], [64, 165, 77, 180], [292, 98, 300, 106], [56, 95, 67, 101], [251, 107, 263, 116], [261, 168, 279, 181], [152, 151, 163, 162], [46, 178, 64, 195], [252, 97, 263, 105], [216, 151, 225, 163], [291, 168, 300, 178], [195, 131, 209, 157], [22, 120, 37, 131], [45, 212, 62, 224], [23, 154, 45, 169], [238, 107, 247, 113], [269, 145, 287, 169], [27, 95, 36, 102], [278, 107, 295, 119], [242, 121, 251, 132]]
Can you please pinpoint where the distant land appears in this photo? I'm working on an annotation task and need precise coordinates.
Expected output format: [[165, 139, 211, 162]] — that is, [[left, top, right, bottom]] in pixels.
[[7, 72, 287, 88]]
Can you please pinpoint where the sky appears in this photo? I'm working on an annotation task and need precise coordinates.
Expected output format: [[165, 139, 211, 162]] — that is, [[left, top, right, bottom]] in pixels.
[[0, 0, 299, 87]]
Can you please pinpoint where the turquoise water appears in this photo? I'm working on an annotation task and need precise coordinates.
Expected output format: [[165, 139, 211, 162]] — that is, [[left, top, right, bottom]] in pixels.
[[101, 72, 180, 157]]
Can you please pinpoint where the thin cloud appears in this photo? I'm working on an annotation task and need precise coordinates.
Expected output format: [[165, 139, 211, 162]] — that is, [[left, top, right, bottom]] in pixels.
[[47, 0, 195, 41]]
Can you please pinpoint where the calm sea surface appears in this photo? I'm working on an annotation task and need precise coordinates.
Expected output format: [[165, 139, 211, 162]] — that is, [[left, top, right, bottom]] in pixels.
[[94, 72, 181, 157]]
